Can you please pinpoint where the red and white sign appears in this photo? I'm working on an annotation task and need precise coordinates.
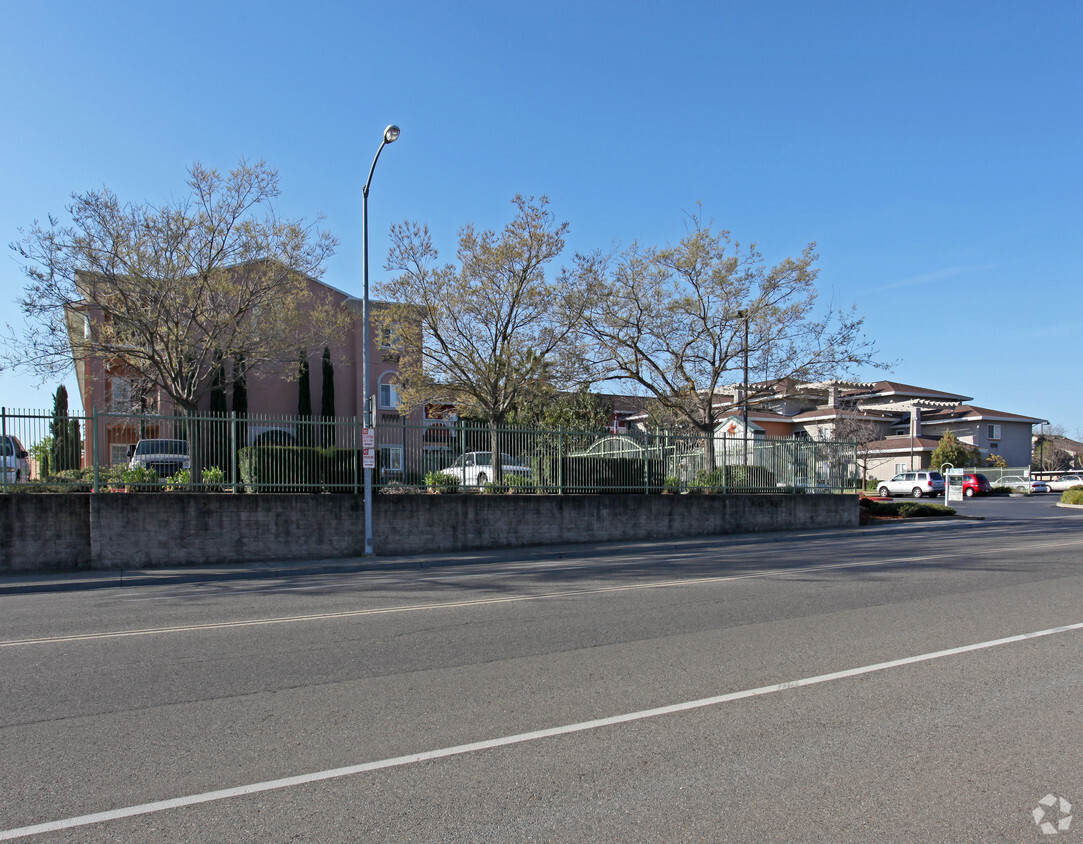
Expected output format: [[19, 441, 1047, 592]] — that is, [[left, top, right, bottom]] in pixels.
[[362, 427, 376, 469]]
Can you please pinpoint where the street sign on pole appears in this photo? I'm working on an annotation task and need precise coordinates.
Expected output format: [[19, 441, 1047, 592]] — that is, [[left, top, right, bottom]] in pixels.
[[362, 427, 376, 469]]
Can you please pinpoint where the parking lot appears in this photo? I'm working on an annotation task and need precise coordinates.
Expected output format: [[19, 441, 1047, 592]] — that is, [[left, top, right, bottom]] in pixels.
[[941, 490, 1080, 521]]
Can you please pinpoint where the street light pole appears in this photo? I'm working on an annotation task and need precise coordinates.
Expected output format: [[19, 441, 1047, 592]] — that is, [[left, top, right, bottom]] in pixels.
[[736, 310, 750, 466], [347, 124, 400, 556]]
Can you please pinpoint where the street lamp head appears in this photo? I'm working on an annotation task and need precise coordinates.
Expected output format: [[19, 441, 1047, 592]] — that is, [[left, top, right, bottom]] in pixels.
[[383, 124, 401, 144]]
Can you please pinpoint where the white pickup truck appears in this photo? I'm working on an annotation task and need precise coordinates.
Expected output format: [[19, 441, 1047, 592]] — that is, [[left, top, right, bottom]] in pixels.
[[128, 438, 191, 477]]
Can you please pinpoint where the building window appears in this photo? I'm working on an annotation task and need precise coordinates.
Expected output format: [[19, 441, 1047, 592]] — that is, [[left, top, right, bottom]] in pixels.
[[378, 445, 403, 475], [378, 373, 400, 409], [988, 424, 1001, 441], [895, 463, 908, 475]]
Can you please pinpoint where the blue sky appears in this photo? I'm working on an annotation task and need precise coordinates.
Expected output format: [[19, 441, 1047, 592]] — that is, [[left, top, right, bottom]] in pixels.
[[2, 1, 1080, 431]]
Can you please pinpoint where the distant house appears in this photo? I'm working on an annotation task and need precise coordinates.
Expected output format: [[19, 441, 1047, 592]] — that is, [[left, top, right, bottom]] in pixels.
[[622, 379, 1046, 480]]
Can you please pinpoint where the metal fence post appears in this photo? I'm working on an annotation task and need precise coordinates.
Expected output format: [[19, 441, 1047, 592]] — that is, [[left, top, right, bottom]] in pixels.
[[91, 408, 100, 493], [558, 427, 564, 494], [1, 407, 7, 494], [644, 429, 650, 494], [230, 412, 238, 493]]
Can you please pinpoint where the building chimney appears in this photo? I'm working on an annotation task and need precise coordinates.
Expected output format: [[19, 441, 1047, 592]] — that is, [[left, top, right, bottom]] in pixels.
[[909, 406, 922, 439]]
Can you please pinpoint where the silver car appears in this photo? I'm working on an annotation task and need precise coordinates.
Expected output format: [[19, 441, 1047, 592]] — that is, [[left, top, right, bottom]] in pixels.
[[877, 470, 945, 498], [998, 475, 1050, 494]]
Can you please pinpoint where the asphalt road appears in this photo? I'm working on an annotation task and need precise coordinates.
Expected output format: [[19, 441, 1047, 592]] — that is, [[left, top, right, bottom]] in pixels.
[[1, 495, 1081, 842]]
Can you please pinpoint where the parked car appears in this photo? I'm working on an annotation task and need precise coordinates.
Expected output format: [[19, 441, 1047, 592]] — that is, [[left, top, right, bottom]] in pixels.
[[1, 434, 31, 483], [1046, 474, 1083, 492], [251, 429, 298, 446], [998, 475, 1050, 494], [877, 470, 945, 498], [442, 452, 532, 487], [961, 473, 993, 498], [128, 438, 191, 478]]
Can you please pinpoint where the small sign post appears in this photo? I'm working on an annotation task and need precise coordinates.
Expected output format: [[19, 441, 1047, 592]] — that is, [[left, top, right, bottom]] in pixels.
[[944, 465, 964, 503]]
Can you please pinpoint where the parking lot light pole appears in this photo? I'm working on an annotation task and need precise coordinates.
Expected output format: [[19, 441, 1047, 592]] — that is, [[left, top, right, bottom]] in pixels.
[[346, 124, 400, 556]]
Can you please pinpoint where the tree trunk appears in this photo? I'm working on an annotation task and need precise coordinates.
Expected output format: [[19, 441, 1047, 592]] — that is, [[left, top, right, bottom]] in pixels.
[[489, 423, 503, 485], [179, 403, 203, 486]]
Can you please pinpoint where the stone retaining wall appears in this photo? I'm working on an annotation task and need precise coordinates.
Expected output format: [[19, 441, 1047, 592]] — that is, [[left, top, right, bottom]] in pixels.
[[1, 492, 857, 572]]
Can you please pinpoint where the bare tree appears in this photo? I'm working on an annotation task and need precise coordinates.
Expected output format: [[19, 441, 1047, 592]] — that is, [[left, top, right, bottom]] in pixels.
[[829, 414, 885, 484], [378, 195, 587, 480], [6, 160, 350, 477], [575, 211, 881, 468]]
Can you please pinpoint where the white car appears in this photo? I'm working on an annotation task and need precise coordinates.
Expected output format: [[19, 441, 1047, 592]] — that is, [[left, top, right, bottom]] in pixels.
[[1, 435, 31, 483], [877, 470, 945, 498], [442, 452, 532, 487], [998, 475, 1049, 494], [1046, 474, 1083, 492]]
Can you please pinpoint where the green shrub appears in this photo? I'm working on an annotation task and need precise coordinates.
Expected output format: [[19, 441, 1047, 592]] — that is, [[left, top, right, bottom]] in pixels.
[[424, 470, 460, 492], [533, 455, 666, 493], [896, 502, 955, 518], [689, 465, 777, 493], [863, 499, 955, 518], [662, 475, 681, 493], [167, 466, 226, 490], [1062, 487, 1083, 505], [238, 445, 362, 492], [689, 469, 725, 492], [485, 473, 535, 494], [122, 466, 161, 487]]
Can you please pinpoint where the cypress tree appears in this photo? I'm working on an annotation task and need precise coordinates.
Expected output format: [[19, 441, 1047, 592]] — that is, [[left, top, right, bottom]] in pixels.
[[209, 353, 227, 415], [208, 353, 228, 471], [320, 347, 335, 447], [232, 354, 248, 464], [297, 351, 312, 447], [50, 385, 79, 471]]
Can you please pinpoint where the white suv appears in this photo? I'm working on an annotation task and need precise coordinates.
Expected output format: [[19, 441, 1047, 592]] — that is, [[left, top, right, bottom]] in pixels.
[[877, 470, 945, 498]]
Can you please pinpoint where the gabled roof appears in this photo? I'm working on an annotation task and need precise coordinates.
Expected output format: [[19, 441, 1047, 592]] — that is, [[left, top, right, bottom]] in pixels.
[[842, 380, 973, 403], [921, 405, 1048, 425], [863, 436, 942, 453], [789, 407, 897, 423]]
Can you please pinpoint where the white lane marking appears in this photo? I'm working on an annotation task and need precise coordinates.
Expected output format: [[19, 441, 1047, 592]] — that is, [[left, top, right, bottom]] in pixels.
[[3, 537, 1082, 648], [2, 619, 1081, 841]]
